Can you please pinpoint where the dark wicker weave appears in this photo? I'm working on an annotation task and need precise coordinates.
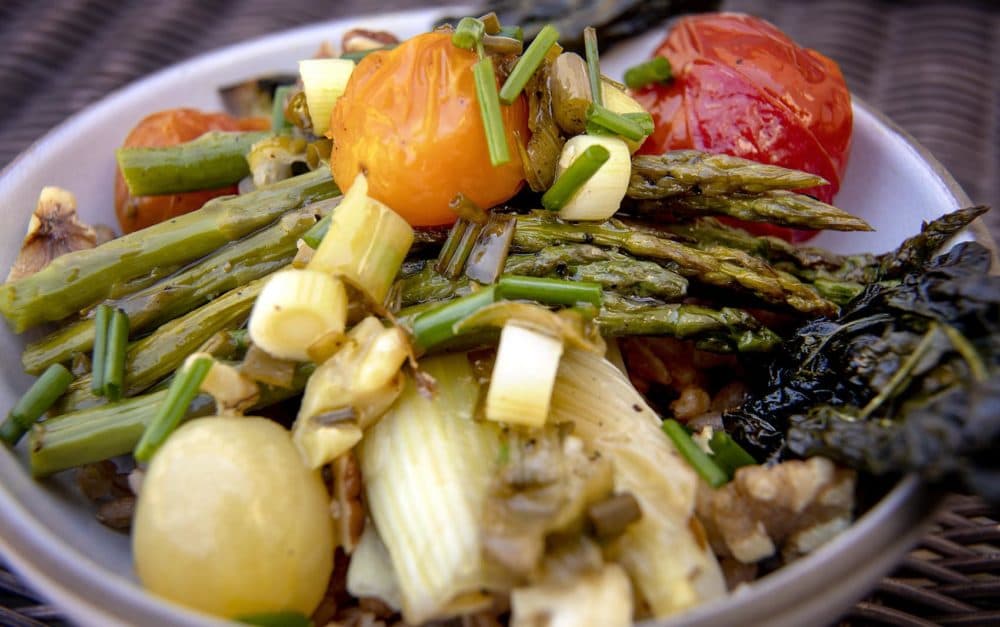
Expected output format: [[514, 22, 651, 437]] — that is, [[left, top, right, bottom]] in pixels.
[[0, 0, 997, 625]]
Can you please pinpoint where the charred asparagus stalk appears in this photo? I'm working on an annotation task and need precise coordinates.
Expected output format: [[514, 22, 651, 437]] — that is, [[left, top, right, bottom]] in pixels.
[[29, 362, 313, 477], [56, 278, 266, 413], [512, 211, 838, 316], [21, 201, 335, 375], [628, 151, 829, 198], [0, 169, 338, 332]]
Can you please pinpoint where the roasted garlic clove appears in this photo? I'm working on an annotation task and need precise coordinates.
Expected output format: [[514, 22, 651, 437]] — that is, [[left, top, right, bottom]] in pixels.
[[8, 186, 98, 281]]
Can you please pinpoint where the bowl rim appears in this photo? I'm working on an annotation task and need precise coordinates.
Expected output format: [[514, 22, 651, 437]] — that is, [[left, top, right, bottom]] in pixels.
[[0, 6, 988, 627]]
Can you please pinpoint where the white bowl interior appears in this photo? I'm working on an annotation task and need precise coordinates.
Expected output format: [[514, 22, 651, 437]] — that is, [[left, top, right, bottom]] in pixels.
[[0, 8, 971, 627]]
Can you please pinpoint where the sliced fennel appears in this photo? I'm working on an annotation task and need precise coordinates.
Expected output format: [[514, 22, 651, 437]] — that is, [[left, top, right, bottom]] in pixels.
[[293, 316, 409, 469], [247, 269, 347, 362], [358, 353, 509, 624], [549, 349, 726, 617], [553, 135, 631, 222], [485, 323, 564, 428], [308, 173, 414, 305], [298, 58, 354, 136]]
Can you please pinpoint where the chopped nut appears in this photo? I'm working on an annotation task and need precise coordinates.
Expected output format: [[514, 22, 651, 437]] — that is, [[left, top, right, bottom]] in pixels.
[[8, 187, 98, 281], [696, 457, 856, 565], [97, 496, 136, 530]]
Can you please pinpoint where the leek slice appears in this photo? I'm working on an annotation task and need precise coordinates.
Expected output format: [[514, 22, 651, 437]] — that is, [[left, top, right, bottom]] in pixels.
[[293, 316, 408, 469], [298, 58, 354, 136], [308, 173, 414, 305], [485, 323, 564, 428], [549, 349, 726, 616], [358, 353, 508, 624], [247, 269, 347, 362]]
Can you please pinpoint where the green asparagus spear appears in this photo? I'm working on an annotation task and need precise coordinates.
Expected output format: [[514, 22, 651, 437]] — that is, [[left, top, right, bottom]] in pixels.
[[22, 201, 333, 374], [29, 362, 313, 477], [631, 191, 872, 232], [400, 244, 688, 305], [0, 169, 338, 333], [512, 211, 838, 316], [56, 278, 266, 413], [628, 150, 828, 198], [116, 131, 270, 196]]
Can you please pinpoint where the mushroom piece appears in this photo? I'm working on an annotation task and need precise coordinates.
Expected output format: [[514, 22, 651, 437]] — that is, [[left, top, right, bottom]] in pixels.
[[7, 186, 99, 282]]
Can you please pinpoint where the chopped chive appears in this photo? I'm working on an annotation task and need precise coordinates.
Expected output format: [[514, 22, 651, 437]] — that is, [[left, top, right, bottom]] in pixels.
[[541, 144, 610, 211], [623, 56, 673, 89], [270, 85, 294, 132], [585, 104, 649, 141], [498, 24, 560, 105], [411, 287, 498, 352], [499, 25, 524, 41], [90, 304, 112, 396], [0, 364, 73, 445], [472, 57, 510, 166], [662, 419, 728, 488], [708, 430, 757, 478], [497, 275, 602, 307], [453, 17, 486, 50], [301, 213, 332, 249], [583, 26, 602, 107], [448, 193, 488, 224], [237, 611, 313, 627], [134, 356, 214, 463], [338, 44, 397, 63], [102, 309, 129, 401], [479, 11, 501, 34]]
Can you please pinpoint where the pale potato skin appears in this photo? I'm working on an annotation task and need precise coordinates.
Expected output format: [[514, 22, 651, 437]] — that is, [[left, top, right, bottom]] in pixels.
[[133, 416, 334, 618]]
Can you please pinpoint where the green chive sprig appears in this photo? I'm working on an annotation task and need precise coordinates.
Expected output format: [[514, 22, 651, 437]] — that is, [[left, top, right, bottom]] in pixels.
[[497, 275, 602, 308], [103, 309, 129, 401], [541, 144, 610, 211], [0, 364, 73, 445], [472, 57, 510, 166], [585, 104, 651, 142], [583, 26, 602, 107], [301, 213, 332, 249], [411, 287, 498, 352], [709, 430, 757, 478], [134, 356, 213, 463], [623, 57, 673, 90], [498, 24, 560, 105], [662, 419, 728, 488], [453, 17, 486, 50]]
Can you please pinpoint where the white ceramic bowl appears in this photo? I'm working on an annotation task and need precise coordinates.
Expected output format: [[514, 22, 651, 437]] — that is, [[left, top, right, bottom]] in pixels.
[[0, 7, 974, 627]]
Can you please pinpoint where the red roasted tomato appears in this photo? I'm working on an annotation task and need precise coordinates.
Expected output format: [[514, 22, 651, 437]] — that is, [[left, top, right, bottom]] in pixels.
[[634, 13, 853, 242]]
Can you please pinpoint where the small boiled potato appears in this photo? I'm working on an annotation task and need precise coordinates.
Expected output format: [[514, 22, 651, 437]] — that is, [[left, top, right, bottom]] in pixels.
[[133, 416, 333, 618]]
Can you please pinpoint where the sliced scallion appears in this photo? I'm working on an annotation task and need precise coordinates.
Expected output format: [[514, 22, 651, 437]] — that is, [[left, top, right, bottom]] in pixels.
[[498, 24, 560, 105], [497, 275, 602, 308], [583, 26, 602, 107], [541, 144, 610, 211], [103, 309, 129, 401], [661, 419, 728, 488], [485, 322, 564, 427], [436, 219, 484, 280], [0, 364, 73, 445], [708, 430, 757, 479], [90, 304, 112, 396], [499, 25, 524, 41], [300, 213, 332, 249], [585, 104, 649, 142], [623, 57, 673, 90], [411, 287, 498, 352], [134, 355, 214, 464], [473, 57, 510, 167], [479, 11, 501, 34], [452, 17, 486, 50]]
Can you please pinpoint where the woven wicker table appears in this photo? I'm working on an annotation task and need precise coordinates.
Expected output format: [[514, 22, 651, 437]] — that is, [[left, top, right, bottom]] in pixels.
[[0, 1, 997, 625]]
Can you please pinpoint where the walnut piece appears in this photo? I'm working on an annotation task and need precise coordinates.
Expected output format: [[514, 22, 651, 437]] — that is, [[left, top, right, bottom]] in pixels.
[[696, 457, 856, 565]]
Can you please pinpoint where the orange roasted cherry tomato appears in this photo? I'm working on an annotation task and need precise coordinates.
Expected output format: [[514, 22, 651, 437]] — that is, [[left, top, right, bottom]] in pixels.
[[329, 32, 529, 227], [634, 14, 852, 242], [114, 109, 269, 234]]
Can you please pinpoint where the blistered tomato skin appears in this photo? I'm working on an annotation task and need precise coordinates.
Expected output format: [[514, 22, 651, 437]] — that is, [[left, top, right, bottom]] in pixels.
[[329, 32, 529, 227], [635, 13, 852, 242], [132, 416, 334, 619], [114, 109, 269, 234]]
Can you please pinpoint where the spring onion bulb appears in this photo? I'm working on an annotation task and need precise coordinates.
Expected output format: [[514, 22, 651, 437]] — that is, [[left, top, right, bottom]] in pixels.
[[294, 316, 409, 468], [248, 269, 347, 362], [308, 173, 414, 305], [298, 58, 355, 136], [552, 135, 631, 221], [600, 83, 652, 153], [485, 323, 564, 428]]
